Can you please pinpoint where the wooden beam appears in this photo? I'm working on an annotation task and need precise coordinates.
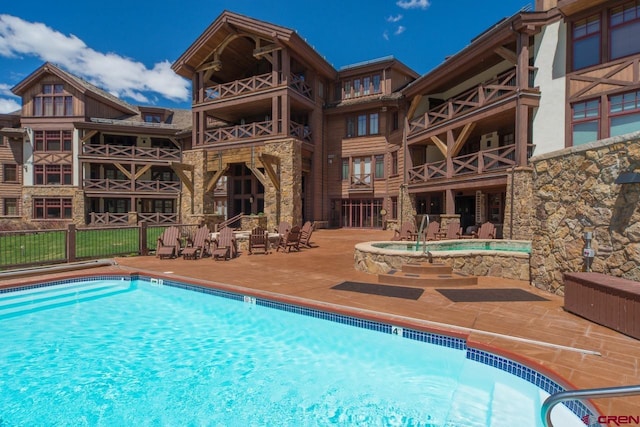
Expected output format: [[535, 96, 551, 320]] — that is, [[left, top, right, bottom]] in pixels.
[[258, 153, 280, 192], [205, 166, 229, 192], [407, 95, 423, 120], [494, 46, 518, 65], [134, 164, 151, 180], [171, 162, 194, 194], [80, 130, 98, 144], [246, 163, 268, 188], [430, 135, 448, 157], [450, 122, 476, 157], [114, 163, 132, 180], [168, 137, 180, 149], [253, 43, 281, 59]]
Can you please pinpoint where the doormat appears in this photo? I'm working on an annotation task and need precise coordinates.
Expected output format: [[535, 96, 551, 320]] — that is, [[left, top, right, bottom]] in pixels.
[[436, 288, 549, 303], [331, 281, 424, 300]]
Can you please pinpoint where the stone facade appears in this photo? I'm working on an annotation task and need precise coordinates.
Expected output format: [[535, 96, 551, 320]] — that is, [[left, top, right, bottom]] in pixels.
[[180, 149, 208, 225], [22, 187, 85, 226], [264, 139, 302, 230], [503, 167, 535, 240], [525, 132, 640, 293]]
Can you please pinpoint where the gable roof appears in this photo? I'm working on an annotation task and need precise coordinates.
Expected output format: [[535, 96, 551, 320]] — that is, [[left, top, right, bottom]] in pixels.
[[172, 10, 336, 80], [11, 62, 138, 115]]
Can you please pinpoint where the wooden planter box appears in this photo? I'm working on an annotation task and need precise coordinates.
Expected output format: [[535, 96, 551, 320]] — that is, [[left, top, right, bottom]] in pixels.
[[564, 272, 640, 340]]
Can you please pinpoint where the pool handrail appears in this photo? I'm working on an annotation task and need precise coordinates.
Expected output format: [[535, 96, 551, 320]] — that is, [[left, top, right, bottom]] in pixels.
[[416, 214, 429, 254], [541, 383, 640, 427]]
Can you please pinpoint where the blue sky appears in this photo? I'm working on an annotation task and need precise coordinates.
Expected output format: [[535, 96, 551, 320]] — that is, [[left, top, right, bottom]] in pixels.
[[0, 0, 531, 114]]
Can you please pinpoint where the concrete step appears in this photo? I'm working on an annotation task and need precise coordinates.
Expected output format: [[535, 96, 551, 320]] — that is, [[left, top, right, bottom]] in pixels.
[[378, 269, 478, 287], [401, 261, 452, 275]]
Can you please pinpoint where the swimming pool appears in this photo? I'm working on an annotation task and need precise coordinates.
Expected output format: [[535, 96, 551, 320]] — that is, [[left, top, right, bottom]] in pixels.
[[0, 275, 590, 426]]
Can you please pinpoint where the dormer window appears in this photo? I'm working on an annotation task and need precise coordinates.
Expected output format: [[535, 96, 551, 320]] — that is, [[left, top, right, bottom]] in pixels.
[[144, 113, 162, 123], [33, 84, 73, 117]]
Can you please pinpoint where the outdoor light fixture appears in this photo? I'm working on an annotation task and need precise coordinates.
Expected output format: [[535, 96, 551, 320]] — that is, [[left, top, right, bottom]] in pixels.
[[249, 195, 254, 204], [615, 171, 640, 184]]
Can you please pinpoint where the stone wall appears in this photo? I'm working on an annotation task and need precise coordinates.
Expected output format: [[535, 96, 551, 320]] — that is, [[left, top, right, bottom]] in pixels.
[[526, 132, 640, 293], [264, 139, 302, 230], [503, 167, 535, 240], [180, 149, 208, 225], [22, 187, 85, 226]]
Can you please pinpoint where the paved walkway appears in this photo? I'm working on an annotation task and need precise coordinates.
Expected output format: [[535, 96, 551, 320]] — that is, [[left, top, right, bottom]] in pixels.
[[3, 228, 639, 418]]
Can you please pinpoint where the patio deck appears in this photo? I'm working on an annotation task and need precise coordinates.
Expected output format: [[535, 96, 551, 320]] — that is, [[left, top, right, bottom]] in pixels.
[[2, 228, 639, 419]]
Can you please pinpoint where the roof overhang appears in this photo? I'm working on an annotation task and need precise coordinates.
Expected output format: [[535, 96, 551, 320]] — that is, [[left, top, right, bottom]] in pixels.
[[0, 127, 27, 140], [73, 120, 181, 136], [557, 0, 609, 16]]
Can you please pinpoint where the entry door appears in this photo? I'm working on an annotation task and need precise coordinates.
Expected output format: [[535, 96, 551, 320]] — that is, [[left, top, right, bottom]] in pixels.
[[229, 164, 264, 217]]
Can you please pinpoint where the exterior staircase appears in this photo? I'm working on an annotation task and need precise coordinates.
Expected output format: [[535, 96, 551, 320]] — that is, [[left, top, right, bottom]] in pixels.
[[378, 261, 478, 287]]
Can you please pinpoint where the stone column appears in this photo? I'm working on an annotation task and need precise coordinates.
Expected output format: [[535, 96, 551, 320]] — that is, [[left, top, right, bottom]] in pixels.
[[399, 184, 416, 226], [180, 149, 209, 225], [503, 166, 535, 240], [264, 139, 302, 229]]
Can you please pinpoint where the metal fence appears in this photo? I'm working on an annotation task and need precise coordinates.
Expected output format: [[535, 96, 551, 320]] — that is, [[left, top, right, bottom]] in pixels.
[[0, 222, 201, 271]]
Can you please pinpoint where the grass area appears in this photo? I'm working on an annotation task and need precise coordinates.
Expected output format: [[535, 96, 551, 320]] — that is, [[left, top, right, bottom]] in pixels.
[[0, 226, 170, 269]]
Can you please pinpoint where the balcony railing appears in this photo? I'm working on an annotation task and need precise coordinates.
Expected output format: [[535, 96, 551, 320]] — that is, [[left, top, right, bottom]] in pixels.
[[200, 120, 313, 145], [81, 144, 180, 161], [349, 174, 373, 192], [88, 212, 178, 226], [289, 121, 312, 142], [408, 68, 537, 137], [203, 72, 313, 103], [408, 144, 535, 184], [89, 212, 129, 225], [84, 179, 181, 193]]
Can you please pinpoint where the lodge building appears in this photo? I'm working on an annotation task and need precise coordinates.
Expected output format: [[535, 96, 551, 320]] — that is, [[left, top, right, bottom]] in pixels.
[[1, 0, 639, 235]]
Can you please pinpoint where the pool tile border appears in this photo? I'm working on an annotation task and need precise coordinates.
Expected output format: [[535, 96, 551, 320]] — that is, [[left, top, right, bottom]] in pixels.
[[2, 273, 594, 422]]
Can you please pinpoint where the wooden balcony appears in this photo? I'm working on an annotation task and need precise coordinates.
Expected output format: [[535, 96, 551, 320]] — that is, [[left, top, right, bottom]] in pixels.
[[202, 72, 312, 103], [407, 144, 535, 184], [89, 212, 178, 226], [200, 120, 312, 146], [408, 68, 537, 138], [81, 144, 180, 162], [349, 174, 373, 193], [84, 179, 181, 193]]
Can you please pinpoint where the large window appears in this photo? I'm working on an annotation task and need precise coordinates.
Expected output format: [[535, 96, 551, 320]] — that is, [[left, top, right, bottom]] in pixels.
[[341, 158, 349, 181], [33, 84, 73, 117], [34, 130, 72, 152], [3, 164, 18, 182], [35, 164, 73, 185], [346, 112, 380, 137], [342, 74, 382, 100], [572, 99, 600, 145], [573, 15, 601, 70], [611, 1, 640, 60], [610, 90, 640, 136], [375, 154, 384, 179], [33, 198, 72, 219]]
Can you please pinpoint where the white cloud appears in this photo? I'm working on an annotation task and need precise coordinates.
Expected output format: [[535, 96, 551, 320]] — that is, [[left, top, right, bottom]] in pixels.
[[395, 26, 406, 35], [386, 14, 403, 23], [396, 0, 431, 10], [383, 31, 390, 41], [0, 14, 190, 103], [0, 97, 20, 114]]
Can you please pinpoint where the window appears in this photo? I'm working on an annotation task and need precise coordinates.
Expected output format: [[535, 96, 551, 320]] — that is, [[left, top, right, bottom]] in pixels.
[[573, 15, 601, 70], [363, 77, 370, 95], [33, 198, 72, 219], [357, 114, 367, 136], [611, 2, 640, 60], [353, 157, 371, 184], [369, 113, 379, 135], [391, 151, 398, 175], [572, 99, 600, 145], [33, 84, 73, 116], [35, 164, 73, 185], [392, 112, 399, 131], [144, 113, 162, 123], [344, 81, 352, 99], [353, 79, 361, 97], [3, 198, 18, 216], [346, 117, 355, 137], [374, 154, 384, 179], [373, 75, 381, 94], [341, 158, 349, 181], [610, 90, 640, 136], [3, 164, 18, 182], [34, 130, 72, 152]]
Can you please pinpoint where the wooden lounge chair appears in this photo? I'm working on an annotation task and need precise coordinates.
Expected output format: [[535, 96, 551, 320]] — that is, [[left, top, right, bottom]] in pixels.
[[391, 222, 417, 241], [248, 226, 269, 255], [212, 226, 236, 260], [182, 225, 211, 260], [274, 221, 291, 251], [435, 221, 462, 240], [472, 221, 496, 239], [299, 221, 315, 248], [156, 226, 181, 259], [423, 221, 440, 241], [277, 225, 301, 252]]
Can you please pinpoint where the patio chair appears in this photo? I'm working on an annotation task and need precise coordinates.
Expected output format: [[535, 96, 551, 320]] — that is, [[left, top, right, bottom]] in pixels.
[[273, 221, 291, 250], [277, 225, 301, 253], [299, 221, 315, 248], [248, 226, 270, 255], [471, 221, 496, 239], [212, 226, 237, 260], [423, 221, 440, 241], [156, 226, 181, 259], [435, 221, 462, 240], [182, 225, 211, 260], [391, 222, 417, 241]]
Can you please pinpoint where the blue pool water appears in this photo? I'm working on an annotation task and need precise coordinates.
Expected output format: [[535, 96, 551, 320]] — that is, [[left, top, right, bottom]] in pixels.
[[0, 277, 587, 426]]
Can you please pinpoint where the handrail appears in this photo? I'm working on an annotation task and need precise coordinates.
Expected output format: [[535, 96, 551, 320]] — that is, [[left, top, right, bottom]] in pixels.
[[415, 214, 429, 253], [541, 384, 640, 427], [215, 212, 244, 232]]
